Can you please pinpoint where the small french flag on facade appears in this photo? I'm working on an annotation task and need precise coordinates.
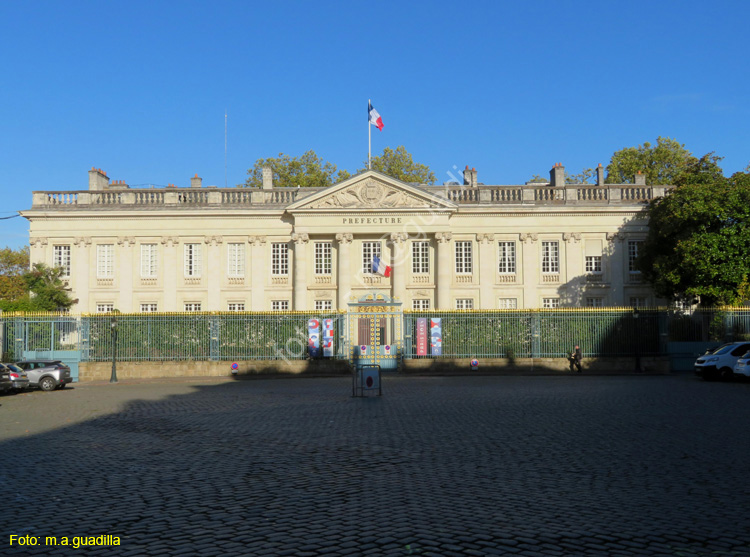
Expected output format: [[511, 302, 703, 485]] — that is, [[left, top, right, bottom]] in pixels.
[[368, 101, 384, 131], [372, 256, 391, 277]]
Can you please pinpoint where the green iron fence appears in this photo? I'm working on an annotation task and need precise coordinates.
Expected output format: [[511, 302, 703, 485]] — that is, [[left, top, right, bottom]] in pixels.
[[2, 308, 749, 363]]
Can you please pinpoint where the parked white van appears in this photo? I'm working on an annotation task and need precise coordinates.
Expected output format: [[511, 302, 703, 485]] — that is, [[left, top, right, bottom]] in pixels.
[[694, 342, 750, 381]]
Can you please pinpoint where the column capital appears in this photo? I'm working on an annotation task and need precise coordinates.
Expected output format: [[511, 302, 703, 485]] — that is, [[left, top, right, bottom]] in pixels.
[[73, 237, 91, 247], [204, 235, 223, 246], [248, 235, 267, 246], [563, 232, 581, 243], [291, 232, 309, 245], [30, 237, 48, 247], [335, 232, 353, 244], [477, 233, 495, 244], [117, 236, 136, 248], [520, 233, 538, 244], [161, 236, 179, 247], [390, 232, 408, 243], [606, 232, 624, 243], [435, 232, 453, 243]]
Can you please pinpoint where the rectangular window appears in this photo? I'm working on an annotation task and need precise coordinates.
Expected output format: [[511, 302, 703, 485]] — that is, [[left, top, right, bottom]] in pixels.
[[140, 244, 158, 277], [541, 241, 559, 273], [498, 242, 516, 274], [585, 256, 602, 273], [362, 242, 382, 274], [228, 302, 245, 311], [314, 242, 332, 275], [542, 297, 560, 308], [53, 245, 71, 277], [271, 300, 289, 311], [96, 303, 114, 313], [184, 302, 202, 312], [629, 297, 647, 308], [272, 243, 289, 275], [455, 241, 473, 274], [499, 298, 518, 309], [628, 241, 643, 273], [96, 244, 114, 278], [227, 243, 245, 277], [184, 243, 202, 277], [314, 300, 332, 311], [412, 241, 430, 274], [586, 297, 604, 307], [455, 298, 474, 310], [412, 299, 430, 310], [140, 303, 158, 312]]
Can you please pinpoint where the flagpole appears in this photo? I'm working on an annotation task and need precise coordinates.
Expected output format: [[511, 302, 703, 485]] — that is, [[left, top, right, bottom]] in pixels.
[[368, 99, 371, 170]]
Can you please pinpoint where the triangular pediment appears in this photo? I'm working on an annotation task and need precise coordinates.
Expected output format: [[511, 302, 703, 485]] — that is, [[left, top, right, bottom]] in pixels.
[[287, 170, 456, 211]]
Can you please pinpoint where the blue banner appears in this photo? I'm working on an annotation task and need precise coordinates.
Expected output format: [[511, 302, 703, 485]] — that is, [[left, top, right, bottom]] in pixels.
[[430, 318, 442, 356], [308, 318, 320, 358]]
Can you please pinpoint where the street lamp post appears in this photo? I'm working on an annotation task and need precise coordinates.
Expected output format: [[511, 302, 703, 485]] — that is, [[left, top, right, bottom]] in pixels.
[[110, 316, 118, 383], [633, 309, 642, 372]]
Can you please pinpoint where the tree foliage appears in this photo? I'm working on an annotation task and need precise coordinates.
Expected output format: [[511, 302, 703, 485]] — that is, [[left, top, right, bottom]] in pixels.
[[0, 260, 76, 312], [244, 150, 350, 188], [0, 246, 29, 302], [639, 166, 750, 305], [359, 146, 436, 184], [605, 136, 701, 185]]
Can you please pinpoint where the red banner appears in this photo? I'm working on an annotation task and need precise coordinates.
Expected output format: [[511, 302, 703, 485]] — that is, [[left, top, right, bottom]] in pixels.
[[416, 318, 428, 356]]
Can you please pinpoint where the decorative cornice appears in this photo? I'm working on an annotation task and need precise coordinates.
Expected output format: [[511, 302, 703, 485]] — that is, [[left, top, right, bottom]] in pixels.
[[435, 232, 453, 243], [335, 232, 353, 244], [291, 232, 309, 245], [248, 235, 267, 246], [520, 233, 538, 243], [477, 233, 495, 244]]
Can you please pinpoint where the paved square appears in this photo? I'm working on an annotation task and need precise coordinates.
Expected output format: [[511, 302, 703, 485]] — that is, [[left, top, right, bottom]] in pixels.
[[2, 374, 750, 556]]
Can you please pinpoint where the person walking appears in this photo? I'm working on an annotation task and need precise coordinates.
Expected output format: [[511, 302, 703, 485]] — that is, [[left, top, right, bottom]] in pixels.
[[569, 345, 582, 373]]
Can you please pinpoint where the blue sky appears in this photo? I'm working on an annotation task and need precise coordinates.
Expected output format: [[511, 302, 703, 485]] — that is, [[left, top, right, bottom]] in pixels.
[[1, 0, 748, 249]]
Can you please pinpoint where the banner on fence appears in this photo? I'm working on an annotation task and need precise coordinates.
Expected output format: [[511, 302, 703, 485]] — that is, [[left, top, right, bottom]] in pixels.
[[417, 318, 428, 356], [430, 318, 442, 356], [322, 318, 334, 357], [308, 318, 320, 358]]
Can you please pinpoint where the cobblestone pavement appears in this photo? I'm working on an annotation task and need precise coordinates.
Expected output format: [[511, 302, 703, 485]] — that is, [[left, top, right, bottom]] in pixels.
[[2, 374, 750, 556]]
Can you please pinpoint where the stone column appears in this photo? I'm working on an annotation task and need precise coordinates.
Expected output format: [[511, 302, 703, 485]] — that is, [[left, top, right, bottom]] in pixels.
[[390, 232, 408, 304], [117, 237, 135, 312], [249, 236, 267, 311], [205, 235, 223, 311], [72, 237, 90, 312], [563, 233, 582, 303], [161, 237, 179, 311], [435, 232, 452, 309], [520, 233, 538, 309], [477, 233, 495, 309], [336, 233, 353, 310], [607, 233, 625, 305], [292, 233, 309, 310]]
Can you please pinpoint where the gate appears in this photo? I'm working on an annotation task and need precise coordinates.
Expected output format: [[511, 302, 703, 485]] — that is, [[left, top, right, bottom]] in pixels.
[[15, 317, 82, 381], [347, 293, 403, 372]]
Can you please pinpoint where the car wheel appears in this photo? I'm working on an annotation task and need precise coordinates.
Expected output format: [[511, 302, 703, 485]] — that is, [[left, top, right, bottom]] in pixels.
[[39, 377, 56, 392], [720, 367, 735, 381]]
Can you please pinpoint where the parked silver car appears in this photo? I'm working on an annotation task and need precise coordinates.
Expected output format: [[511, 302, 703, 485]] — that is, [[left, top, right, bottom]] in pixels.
[[0, 363, 30, 392], [14, 360, 72, 391]]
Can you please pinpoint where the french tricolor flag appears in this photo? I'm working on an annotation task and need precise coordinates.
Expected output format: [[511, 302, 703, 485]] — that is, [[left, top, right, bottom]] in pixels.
[[372, 256, 391, 277], [368, 101, 384, 131]]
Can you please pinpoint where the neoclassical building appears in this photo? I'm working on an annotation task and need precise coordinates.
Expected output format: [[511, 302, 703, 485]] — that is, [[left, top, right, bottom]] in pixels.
[[22, 164, 668, 312]]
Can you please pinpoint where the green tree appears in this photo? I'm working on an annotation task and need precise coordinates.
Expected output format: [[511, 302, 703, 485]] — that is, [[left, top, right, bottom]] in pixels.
[[359, 146, 436, 184], [244, 150, 349, 188], [0, 245, 29, 302], [639, 167, 750, 305], [605, 136, 702, 185], [23, 263, 77, 311], [565, 168, 595, 184]]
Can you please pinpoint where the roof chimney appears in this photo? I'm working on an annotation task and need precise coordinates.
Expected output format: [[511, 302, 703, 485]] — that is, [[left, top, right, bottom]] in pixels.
[[596, 163, 604, 186], [191, 173, 203, 188], [463, 166, 478, 187], [88, 167, 110, 191], [549, 162, 565, 187], [634, 171, 646, 185], [262, 166, 273, 190]]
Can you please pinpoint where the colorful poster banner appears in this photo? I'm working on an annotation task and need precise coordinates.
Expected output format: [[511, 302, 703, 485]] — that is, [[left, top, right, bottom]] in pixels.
[[416, 318, 428, 356], [430, 318, 442, 356], [308, 318, 320, 358], [323, 318, 334, 358]]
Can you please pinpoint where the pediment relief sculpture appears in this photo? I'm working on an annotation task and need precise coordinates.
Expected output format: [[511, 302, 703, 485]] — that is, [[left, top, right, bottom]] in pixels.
[[309, 179, 433, 209]]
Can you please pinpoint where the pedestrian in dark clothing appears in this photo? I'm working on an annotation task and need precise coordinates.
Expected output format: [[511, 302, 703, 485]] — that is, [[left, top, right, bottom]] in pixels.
[[569, 345, 582, 373]]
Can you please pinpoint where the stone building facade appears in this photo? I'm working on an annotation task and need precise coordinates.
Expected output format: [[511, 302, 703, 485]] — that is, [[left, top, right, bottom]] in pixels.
[[22, 165, 668, 312]]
